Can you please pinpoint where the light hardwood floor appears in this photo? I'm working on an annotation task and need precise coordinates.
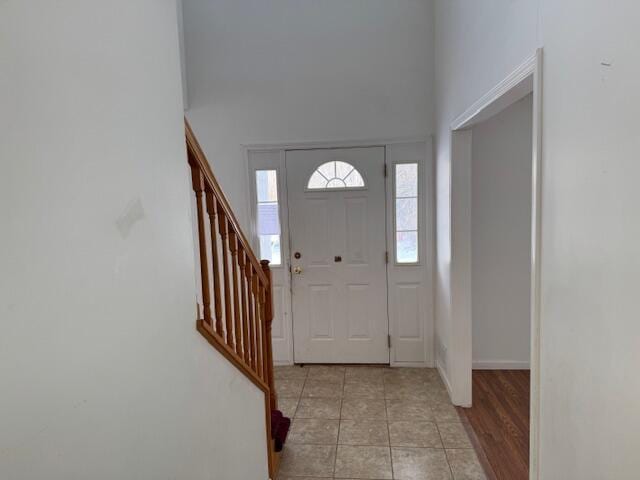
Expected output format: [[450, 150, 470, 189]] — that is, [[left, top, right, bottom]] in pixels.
[[457, 370, 530, 480]]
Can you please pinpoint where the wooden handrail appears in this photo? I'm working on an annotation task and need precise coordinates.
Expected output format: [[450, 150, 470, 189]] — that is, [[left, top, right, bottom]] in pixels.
[[185, 119, 278, 478], [186, 120, 268, 285]]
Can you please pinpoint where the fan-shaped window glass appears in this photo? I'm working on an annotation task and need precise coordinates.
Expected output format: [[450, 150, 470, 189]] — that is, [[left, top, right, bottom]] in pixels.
[[307, 161, 365, 190]]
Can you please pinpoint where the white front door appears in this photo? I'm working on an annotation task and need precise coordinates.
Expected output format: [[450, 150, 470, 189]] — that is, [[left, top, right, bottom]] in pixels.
[[286, 147, 389, 364]]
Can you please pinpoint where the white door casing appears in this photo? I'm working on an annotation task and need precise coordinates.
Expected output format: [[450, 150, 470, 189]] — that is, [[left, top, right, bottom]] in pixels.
[[286, 147, 389, 364]]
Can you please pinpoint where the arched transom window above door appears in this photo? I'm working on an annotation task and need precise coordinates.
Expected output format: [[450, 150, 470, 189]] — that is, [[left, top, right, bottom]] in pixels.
[[307, 160, 366, 190]]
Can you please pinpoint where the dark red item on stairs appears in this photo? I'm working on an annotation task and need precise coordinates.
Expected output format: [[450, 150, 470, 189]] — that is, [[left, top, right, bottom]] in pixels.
[[270, 410, 291, 452]]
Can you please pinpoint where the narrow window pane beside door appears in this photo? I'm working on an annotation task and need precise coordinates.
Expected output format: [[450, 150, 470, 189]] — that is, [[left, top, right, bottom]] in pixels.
[[395, 197, 418, 231], [395, 163, 418, 263], [256, 170, 281, 265], [396, 231, 418, 263]]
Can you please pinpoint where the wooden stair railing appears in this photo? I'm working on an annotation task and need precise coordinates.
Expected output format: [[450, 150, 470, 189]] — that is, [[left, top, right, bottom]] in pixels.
[[185, 120, 279, 478]]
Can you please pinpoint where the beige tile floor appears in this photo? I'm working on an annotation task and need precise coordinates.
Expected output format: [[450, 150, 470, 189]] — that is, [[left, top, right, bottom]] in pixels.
[[275, 365, 487, 480]]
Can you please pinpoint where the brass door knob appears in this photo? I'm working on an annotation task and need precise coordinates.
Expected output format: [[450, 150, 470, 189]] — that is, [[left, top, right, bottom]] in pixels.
[[293, 266, 303, 274]]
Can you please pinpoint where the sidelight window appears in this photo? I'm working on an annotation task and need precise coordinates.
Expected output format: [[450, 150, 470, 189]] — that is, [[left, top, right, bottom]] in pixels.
[[255, 170, 281, 265], [394, 163, 419, 263]]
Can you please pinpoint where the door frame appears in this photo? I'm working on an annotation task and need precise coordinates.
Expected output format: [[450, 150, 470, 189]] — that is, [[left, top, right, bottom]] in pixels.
[[245, 137, 434, 368], [447, 48, 542, 479]]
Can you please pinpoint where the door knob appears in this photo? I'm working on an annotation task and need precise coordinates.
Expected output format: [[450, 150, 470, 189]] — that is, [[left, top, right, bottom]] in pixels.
[[293, 266, 303, 275]]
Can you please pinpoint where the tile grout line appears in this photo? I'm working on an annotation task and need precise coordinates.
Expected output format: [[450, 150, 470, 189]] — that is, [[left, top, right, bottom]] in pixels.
[[386, 401, 395, 479], [383, 370, 395, 480], [331, 368, 346, 479], [437, 422, 456, 480], [276, 366, 470, 479], [432, 377, 457, 479]]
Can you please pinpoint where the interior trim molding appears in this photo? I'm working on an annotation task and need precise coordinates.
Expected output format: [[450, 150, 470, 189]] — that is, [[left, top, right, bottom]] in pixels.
[[450, 52, 537, 131], [242, 136, 430, 152]]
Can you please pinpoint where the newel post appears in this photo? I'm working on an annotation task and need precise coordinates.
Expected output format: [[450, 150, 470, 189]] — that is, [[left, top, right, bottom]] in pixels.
[[260, 260, 277, 411]]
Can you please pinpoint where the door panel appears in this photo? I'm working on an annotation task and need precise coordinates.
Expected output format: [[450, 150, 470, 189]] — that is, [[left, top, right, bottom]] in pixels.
[[309, 284, 333, 339], [306, 199, 330, 265], [395, 283, 421, 339], [286, 147, 389, 364], [345, 197, 367, 264], [346, 284, 370, 338]]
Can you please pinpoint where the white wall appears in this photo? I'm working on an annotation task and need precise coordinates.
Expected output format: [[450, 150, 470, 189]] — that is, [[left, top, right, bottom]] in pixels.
[[183, 0, 435, 230], [537, 1, 640, 477], [435, 0, 640, 477], [471, 94, 532, 369], [0, 2, 267, 479]]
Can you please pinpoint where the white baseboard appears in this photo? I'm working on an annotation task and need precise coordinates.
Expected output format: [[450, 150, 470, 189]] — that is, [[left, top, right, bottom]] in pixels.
[[274, 360, 294, 366], [473, 360, 530, 370], [390, 361, 432, 368]]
